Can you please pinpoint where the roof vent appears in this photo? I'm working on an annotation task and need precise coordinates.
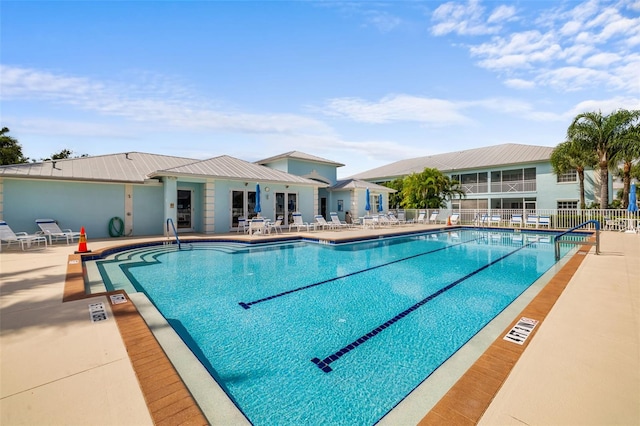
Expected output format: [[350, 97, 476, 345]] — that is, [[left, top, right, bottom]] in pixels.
[[125, 152, 130, 159], [51, 161, 57, 169]]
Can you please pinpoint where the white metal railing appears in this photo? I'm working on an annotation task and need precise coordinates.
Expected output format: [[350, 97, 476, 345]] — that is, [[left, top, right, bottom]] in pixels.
[[490, 179, 537, 193], [391, 208, 639, 231]]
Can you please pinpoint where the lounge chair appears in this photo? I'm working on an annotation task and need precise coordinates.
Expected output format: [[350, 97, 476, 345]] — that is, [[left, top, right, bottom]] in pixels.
[[525, 215, 539, 228], [267, 216, 283, 234], [314, 215, 334, 230], [538, 215, 551, 228], [397, 211, 410, 223], [477, 214, 488, 226], [35, 218, 81, 245], [289, 212, 310, 232], [510, 214, 523, 227], [416, 210, 427, 224], [362, 215, 376, 229], [427, 211, 439, 224], [0, 220, 48, 251], [489, 215, 502, 227], [386, 212, 402, 225], [448, 213, 460, 225], [329, 212, 351, 229]]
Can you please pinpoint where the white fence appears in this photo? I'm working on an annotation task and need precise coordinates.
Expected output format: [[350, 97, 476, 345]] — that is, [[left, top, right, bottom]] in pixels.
[[394, 208, 639, 231]]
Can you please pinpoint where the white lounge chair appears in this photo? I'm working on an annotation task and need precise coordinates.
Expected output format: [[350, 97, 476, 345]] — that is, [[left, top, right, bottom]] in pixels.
[[449, 213, 460, 225], [510, 214, 523, 227], [538, 215, 551, 228], [489, 215, 502, 227], [289, 212, 310, 232], [329, 212, 351, 229], [267, 216, 283, 234], [362, 215, 376, 229], [428, 211, 439, 224], [314, 215, 334, 230], [35, 219, 81, 245], [416, 210, 427, 224], [525, 215, 539, 228], [0, 220, 48, 251], [397, 211, 409, 223], [387, 212, 402, 225]]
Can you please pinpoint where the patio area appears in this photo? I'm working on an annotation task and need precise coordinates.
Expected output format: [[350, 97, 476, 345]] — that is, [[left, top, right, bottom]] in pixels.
[[1, 225, 638, 425]]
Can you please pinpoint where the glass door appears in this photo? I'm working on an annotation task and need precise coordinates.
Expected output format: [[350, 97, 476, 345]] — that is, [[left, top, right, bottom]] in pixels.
[[177, 189, 192, 230], [232, 190, 244, 228]]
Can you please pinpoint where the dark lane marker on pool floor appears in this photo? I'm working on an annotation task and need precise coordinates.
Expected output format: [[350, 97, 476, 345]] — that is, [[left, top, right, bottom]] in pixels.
[[238, 238, 480, 310], [311, 242, 533, 373]]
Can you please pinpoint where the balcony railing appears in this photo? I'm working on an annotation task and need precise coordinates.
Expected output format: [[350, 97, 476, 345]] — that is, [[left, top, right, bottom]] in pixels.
[[490, 179, 537, 193]]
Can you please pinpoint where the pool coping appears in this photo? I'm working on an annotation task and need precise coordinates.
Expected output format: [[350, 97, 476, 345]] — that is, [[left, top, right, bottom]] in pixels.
[[64, 227, 594, 424]]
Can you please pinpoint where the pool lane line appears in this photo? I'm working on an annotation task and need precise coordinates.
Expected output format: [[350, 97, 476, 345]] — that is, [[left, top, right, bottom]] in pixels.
[[238, 237, 480, 310], [311, 241, 534, 373]]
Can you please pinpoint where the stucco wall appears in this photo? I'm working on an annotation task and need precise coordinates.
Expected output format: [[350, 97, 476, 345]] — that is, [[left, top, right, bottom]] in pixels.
[[2, 178, 125, 238]]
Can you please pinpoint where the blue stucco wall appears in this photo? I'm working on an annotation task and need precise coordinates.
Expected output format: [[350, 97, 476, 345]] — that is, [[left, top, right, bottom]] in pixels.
[[3, 178, 125, 238], [132, 185, 164, 236]]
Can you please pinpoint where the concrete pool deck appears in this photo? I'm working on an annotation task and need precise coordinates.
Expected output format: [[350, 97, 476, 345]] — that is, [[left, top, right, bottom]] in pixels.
[[1, 226, 638, 425]]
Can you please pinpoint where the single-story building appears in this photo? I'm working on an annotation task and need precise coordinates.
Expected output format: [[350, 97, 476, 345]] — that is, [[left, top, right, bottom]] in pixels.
[[0, 151, 392, 238]]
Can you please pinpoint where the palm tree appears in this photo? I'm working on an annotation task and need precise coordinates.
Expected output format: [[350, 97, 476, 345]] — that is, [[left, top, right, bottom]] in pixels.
[[567, 109, 639, 208], [611, 120, 640, 208], [550, 139, 597, 209], [401, 168, 465, 208]]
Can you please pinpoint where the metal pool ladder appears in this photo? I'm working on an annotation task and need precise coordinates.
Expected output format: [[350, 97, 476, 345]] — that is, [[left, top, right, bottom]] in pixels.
[[166, 218, 182, 249], [554, 220, 600, 261]]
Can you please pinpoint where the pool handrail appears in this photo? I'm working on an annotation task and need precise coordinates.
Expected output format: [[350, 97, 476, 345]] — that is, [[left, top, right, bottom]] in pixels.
[[554, 220, 600, 260], [166, 218, 181, 249]]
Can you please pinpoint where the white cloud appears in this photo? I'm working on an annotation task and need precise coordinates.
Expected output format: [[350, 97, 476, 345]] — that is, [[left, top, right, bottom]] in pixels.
[[431, 0, 640, 94], [363, 10, 402, 32], [431, 0, 501, 36], [504, 78, 536, 89], [583, 52, 621, 67], [487, 5, 516, 24], [0, 65, 332, 136], [322, 94, 470, 125]]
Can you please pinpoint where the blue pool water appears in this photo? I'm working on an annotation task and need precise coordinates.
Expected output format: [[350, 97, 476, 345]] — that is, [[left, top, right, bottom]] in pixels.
[[97, 229, 580, 425]]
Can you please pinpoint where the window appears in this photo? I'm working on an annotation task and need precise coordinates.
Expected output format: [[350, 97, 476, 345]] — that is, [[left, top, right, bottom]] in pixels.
[[557, 201, 578, 209], [557, 170, 577, 183]]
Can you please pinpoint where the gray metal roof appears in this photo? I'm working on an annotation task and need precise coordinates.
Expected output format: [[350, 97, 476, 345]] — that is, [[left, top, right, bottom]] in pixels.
[[256, 151, 345, 167], [349, 143, 555, 181], [0, 152, 197, 183], [0, 152, 324, 186], [151, 155, 323, 186], [330, 179, 395, 192]]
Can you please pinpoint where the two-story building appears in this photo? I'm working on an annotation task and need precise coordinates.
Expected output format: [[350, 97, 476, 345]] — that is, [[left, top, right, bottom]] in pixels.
[[348, 143, 601, 211]]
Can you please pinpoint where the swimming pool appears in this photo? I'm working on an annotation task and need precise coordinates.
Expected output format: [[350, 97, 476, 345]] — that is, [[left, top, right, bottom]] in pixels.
[[92, 229, 582, 425]]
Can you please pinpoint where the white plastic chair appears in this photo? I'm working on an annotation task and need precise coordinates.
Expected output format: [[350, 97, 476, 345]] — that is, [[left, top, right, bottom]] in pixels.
[[0, 221, 47, 251], [35, 219, 81, 245]]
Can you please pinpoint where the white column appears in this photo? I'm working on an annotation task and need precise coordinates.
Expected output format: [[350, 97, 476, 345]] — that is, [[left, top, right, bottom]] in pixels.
[[204, 180, 215, 234]]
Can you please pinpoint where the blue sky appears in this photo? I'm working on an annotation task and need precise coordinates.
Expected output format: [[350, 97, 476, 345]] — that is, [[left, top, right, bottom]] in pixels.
[[1, 0, 639, 177]]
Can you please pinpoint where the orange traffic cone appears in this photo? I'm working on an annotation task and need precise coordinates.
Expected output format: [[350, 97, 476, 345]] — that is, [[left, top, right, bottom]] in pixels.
[[447, 216, 452, 226], [75, 226, 91, 254]]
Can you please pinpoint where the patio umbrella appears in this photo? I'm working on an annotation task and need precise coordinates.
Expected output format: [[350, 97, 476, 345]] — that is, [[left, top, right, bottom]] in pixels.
[[255, 184, 262, 215], [378, 193, 383, 212], [365, 188, 371, 213], [629, 182, 638, 212]]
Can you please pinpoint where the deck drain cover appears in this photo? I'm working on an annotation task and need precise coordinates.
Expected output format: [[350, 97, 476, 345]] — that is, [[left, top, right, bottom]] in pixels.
[[503, 317, 538, 345], [89, 302, 108, 323]]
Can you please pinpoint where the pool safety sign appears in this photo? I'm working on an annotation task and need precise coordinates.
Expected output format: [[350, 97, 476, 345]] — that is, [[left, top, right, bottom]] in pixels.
[[110, 294, 127, 304], [504, 317, 538, 345], [89, 302, 108, 323]]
